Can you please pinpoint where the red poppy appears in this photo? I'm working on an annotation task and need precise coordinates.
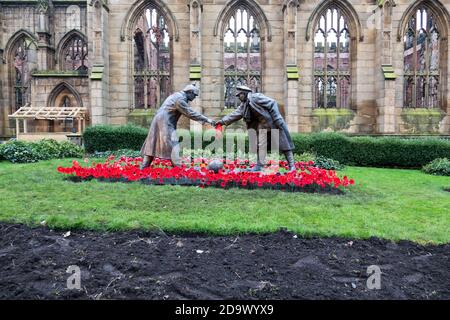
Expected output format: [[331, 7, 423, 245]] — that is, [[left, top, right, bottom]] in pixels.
[[57, 157, 355, 192], [215, 124, 223, 139]]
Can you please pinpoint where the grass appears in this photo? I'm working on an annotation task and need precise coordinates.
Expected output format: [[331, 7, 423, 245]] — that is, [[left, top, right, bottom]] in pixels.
[[0, 159, 449, 244]]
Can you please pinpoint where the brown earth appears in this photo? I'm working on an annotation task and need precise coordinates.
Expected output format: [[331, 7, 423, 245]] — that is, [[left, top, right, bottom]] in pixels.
[[0, 223, 448, 300]]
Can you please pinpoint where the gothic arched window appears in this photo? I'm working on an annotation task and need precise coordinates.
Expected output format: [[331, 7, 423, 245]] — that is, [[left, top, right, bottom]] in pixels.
[[133, 7, 171, 109], [62, 35, 88, 71], [60, 96, 72, 108], [12, 37, 34, 112], [313, 7, 351, 109], [403, 7, 440, 108], [223, 7, 261, 108]]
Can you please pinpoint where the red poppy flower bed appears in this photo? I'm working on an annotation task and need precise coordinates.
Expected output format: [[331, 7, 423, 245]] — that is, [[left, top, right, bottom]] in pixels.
[[57, 156, 355, 194]]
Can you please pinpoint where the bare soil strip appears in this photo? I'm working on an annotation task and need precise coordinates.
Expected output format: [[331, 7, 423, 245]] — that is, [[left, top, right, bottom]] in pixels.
[[0, 223, 448, 299]]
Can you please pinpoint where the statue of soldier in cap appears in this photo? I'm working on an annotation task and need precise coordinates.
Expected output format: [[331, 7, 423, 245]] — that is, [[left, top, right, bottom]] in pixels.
[[215, 85, 296, 172], [140, 84, 215, 169]]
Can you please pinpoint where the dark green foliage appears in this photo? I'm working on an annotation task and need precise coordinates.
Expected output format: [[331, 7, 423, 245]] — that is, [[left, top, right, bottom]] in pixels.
[[293, 152, 344, 170], [313, 155, 345, 170], [292, 133, 450, 168], [0, 139, 84, 163], [30, 139, 83, 160], [422, 158, 450, 176], [0, 141, 37, 163], [83, 125, 148, 153], [30, 139, 61, 160], [294, 152, 316, 163], [56, 141, 85, 158]]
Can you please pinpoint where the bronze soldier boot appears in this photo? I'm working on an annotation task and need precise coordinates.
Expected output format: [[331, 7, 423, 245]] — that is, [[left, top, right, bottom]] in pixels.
[[250, 161, 264, 172], [284, 150, 296, 171], [250, 134, 267, 172], [250, 149, 266, 172], [140, 155, 153, 170]]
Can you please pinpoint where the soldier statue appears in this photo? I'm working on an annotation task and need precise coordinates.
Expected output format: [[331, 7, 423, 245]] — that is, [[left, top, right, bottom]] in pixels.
[[215, 85, 295, 172], [140, 84, 215, 169]]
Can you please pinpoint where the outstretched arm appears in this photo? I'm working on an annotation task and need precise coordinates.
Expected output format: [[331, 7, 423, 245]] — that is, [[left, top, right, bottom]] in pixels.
[[219, 104, 245, 126], [176, 99, 213, 125]]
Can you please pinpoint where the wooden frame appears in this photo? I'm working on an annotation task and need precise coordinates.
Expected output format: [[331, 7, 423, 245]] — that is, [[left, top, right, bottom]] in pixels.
[[8, 103, 87, 139]]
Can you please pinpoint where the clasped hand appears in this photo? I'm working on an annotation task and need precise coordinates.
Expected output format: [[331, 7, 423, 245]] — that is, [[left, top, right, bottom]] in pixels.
[[207, 119, 225, 128]]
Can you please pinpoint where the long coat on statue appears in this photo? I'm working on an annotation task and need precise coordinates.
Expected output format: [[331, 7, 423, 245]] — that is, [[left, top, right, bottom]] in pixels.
[[221, 93, 294, 152], [141, 91, 210, 159]]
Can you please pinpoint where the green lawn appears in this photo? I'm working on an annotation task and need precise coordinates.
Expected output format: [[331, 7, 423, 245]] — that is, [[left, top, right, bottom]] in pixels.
[[0, 159, 449, 244]]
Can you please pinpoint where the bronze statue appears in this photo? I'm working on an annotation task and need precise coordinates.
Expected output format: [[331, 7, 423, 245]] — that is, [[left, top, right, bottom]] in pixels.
[[140, 84, 215, 169], [216, 85, 295, 171]]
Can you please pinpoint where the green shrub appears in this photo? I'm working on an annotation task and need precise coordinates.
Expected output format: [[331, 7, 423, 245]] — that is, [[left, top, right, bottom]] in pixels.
[[422, 158, 450, 176], [56, 141, 84, 158], [303, 133, 450, 168], [83, 125, 148, 153], [313, 155, 345, 170], [30, 139, 61, 160], [83, 125, 249, 154], [0, 141, 39, 163], [348, 136, 450, 168], [0, 139, 84, 163], [30, 139, 84, 160], [291, 134, 313, 155], [0, 144, 5, 161], [308, 132, 352, 163], [294, 151, 315, 163]]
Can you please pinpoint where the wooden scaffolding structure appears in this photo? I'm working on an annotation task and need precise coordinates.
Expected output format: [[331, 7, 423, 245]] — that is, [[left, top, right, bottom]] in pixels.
[[8, 103, 87, 140]]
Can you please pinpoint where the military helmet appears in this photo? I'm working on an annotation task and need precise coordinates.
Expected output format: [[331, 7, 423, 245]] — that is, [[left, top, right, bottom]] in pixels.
[[235, 85, 252, 96], [182, 84, 200, 96]]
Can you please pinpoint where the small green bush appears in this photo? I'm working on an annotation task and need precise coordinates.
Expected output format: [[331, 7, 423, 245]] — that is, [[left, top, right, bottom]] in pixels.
[[30, 139, 61, 160], [294, 152, 343, 170], [294, 152, 316, 163], [313, 155, 345, 170], [422, 158, 450, 176], [56, 141, 84, 158], [30, 139, 83, 160], [0, 141, 39, 163], [0, 139, 84, 163]]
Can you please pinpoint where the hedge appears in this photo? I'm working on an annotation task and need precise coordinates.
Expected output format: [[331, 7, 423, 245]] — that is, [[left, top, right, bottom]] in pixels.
[[83, 125, 450, 168], [83, 125, 148, 153], [83, 125, 246, 154], [292, 132, 450, 168]]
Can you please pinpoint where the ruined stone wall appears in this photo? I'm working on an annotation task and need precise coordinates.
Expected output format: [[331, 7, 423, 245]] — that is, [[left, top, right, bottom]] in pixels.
[[1, 0, 450, 138], [0, 0, 89, 136]]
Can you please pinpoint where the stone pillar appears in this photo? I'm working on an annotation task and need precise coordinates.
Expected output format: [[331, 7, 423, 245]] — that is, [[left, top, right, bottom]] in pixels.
[[376, 0, 397, 133], [88, 0, 109, 125], [189, 0, 203, 132], [34, 1, 54, 71], [283, 0, 299, 132], [0, 3, 5, 136]]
